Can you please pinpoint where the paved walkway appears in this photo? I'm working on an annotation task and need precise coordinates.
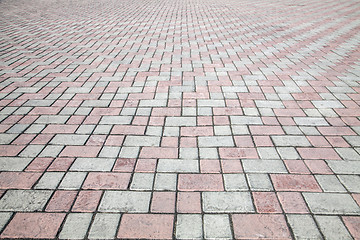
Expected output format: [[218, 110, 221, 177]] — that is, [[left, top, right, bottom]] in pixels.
[[0, 0, 360, 238]]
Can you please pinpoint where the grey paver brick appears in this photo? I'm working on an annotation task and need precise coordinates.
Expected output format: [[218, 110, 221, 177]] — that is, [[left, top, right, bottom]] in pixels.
[[176, 214, 203, 239], [335, 148, 360, 160], [19, 145, 45, 157], [88, 213, 121, 239], [0, 157, 33, 171], [257, 147, 280, 159], [303, 193, 360, 215], [50, 134, 89, 145], [242, 159, 287, 173], [99, 116, 132, 124], [0, 134, 18, 144], [204, 214, 232, 239], [70, 158, 115, 171], [230, 116, 263, 125], [0, 212, 12, 232], [130, 173, 154, 190], [180, 148, 198, 159], [287, 214, 322, 240], [312, 100, 344, 108], [338, 175, 360, 193], [199, 148, 219, 159], [35, 172, 65, 189], [118, 147, 140, 158], [272, 136, 311, 147], [59, 213, 93, 239], [99, 191, 151, 212], [157, 159, 199, 173], [124, 136, 160, 147], [315, 215, 352, 240], [198, 136, 234, 147], [38, 145, 64, 157], [165, 117, 196, 126], [202, 192, 254, 213], [58, 172, 87, 190], [315, 175, 347, 192], [277, 147, 301, 159], [223, 174, 248, 191], [98, 146, 121, 158], [0, 190, 52, 211], [294, 117, 329, 126], [246, 174, 273, 191], [327, 160, 360, 174], [154, 173, 177, 191]]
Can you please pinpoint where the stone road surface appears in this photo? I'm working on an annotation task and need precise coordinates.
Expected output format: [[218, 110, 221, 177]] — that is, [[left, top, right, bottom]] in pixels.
[[0, 0, 360, 238]]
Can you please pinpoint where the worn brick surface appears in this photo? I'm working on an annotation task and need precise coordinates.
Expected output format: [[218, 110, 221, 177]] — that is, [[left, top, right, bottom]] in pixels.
[[0, 0, 360, 238]]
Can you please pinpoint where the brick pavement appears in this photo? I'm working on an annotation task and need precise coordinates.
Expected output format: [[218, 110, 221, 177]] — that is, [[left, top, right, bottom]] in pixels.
[[0, 0, 360, 238]]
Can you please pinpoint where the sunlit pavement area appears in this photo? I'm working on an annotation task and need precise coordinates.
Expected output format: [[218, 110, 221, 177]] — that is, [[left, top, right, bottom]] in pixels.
[[0, 0, 360, 238]]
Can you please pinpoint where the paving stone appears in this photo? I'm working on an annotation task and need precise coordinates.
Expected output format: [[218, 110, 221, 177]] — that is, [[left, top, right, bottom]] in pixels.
[[165, 117, 196, 126], [157, 159, 199, 173], [1, 213, 65, 239], [59, 213, 92, 239], [70, 158, 115, 171], [99, 191, 151, 212], [58, 172, 87, 190], [0, 190, 53, 211], [294, 117, 329, 126], [0, 157, 33, 171], [315, 215, 352, 240], [202, 192, 254, 213], [327, 160, 360, 174], [99, 116, 132, 124], [277, 147, 301, 159], [272, 136, 311, 147], [230, 116, 263, 125], [34, 172, 65, 189], [176, 214, 203, 239], [287, 214, 323, 239], [342, 216, 360, 239], [154, 173, 177, 191], [303, 193, 360, 214], [88, 213, 121, 239], [178, 174, 224, 191], [223, 173, 248, 191], [257, 147, 280, 159], [124, 136, 160, 146], [338, 175, 360, 193], [204, 214, 232, 239], [118, 214, 173, 239], [315, 175, 347, 192], [50, 134, 89, 145], [243, 159, 287, 173], [130, 173, 154, 190], [336, 148, 360, 160], [247, 173, 274, 191], [198, 136, 234, 147], [232, 214, 291, 239], [0, 212, 12, 232]]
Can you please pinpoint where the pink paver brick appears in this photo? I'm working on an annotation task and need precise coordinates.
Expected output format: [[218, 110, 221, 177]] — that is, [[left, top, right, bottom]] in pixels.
[[47, 157, 75, 171], [25, 157, 53, 172], [277, 192, 309, 213], [234, 136, 254, 147], [200, 160, 221, 173], [135, 159, 157, 172], [72, 190, 103, 212], [113, 158, 136, 172], [46, 190, 77, 212], [253, 136, 273, 147], [221, 160, 243, 173], [178, 174, 224, 191], [177, 192, 202, 213], [111, 125, 146, 135], [1, 213, 66, 239], [0, 172, 42, 189], [271, 174, 322, 192], [42, 124, 78, 134], [105, 135, 125, 146], [304, 160, 333, 174], [140, 147, 178, 159], [284, 160, 311, 174], [118, 214, 173, 239], [82, 172, 131, 189], [253, 192, 282, 213], [342, 216, 360, 239], [0, 145, 25, 156], [60, 146, 101, 157], [150, 192, 176, 213], [298, 148, 341, 160], [232, 214, 291, 239]]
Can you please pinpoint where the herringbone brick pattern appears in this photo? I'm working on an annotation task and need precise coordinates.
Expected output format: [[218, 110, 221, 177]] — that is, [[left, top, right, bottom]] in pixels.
[[0, 0, 360, 238]]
